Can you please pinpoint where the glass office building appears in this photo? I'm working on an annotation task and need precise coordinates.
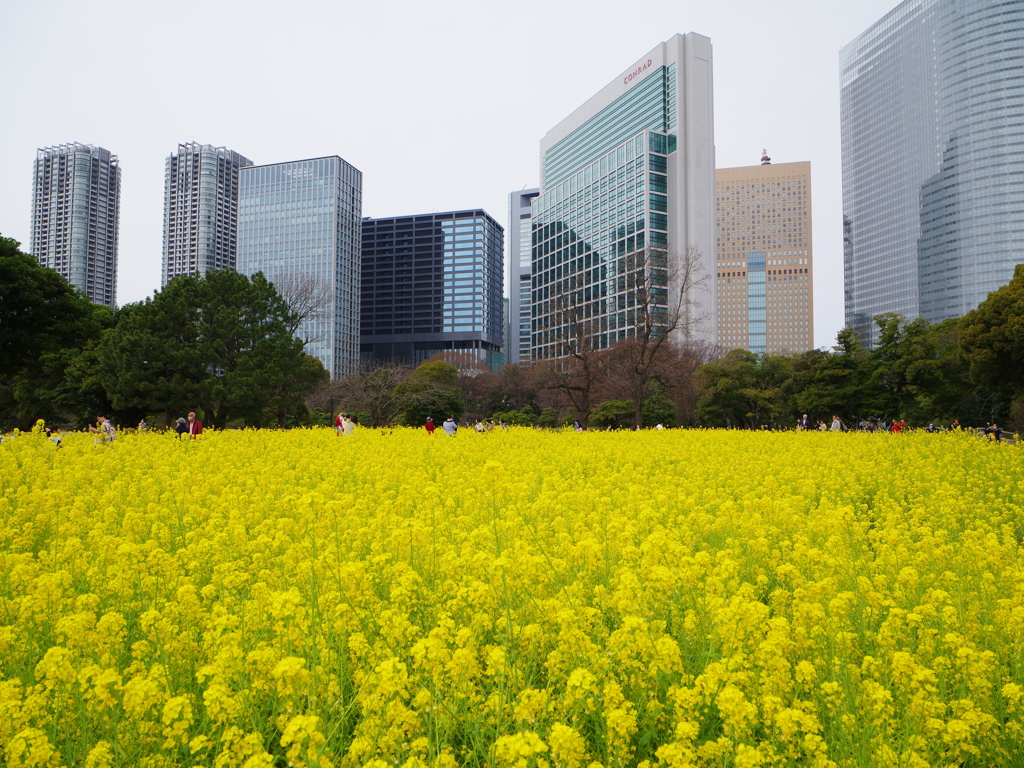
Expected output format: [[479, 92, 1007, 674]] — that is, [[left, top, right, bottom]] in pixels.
[[31, 143, 120, 307], [507, 188, 539, 364], [531, 33, 716, 360], [162, 143, 253, 286], [361, 210, 504, 369], [841, 0, 1024, 344], [237, 156, 363, 379]]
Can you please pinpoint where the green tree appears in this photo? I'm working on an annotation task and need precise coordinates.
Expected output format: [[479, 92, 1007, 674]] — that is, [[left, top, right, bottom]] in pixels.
[[959, 264, 1024, 425], [865, 313, 983, 424], [641, 381, 676, 427], [261, 353, 330, 428], [11, 305, 116, 427], [589, 400, 636, 429], [695, 350, 792, 428], [402, 361, 464, 427], [0, 235, 103, 429], [99, 270, 311, 428], [788, 327, 873, 425]]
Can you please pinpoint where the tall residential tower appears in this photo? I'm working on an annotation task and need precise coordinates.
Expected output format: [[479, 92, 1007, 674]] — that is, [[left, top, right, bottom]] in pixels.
[[237, 156, 363, 379], [715, 155, 813, 354], [530, 33, 716, 360], [31, 143, 121, 307], [162, 142, 253, 286], [841, 0, 1024, 344]]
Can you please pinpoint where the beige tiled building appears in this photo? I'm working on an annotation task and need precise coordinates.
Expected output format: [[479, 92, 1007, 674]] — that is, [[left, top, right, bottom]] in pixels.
[[715, 157, 813, 355]]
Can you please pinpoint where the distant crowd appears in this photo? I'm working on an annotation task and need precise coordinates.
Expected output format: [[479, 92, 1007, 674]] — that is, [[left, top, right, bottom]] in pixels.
[[0, 412, 1015, 445]]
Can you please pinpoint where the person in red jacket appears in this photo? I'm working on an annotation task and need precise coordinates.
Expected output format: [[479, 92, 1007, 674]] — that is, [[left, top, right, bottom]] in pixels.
[[890, 420, 907, 433], [424, 417, 436, 435], [187, 411, 203, 438]]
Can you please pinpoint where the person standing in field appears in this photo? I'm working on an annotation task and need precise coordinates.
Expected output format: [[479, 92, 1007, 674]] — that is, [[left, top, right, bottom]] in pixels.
[[187, 412, 203, 439], [175, 417, 188, 438], [442, 416, 457, 436], [830, 415, 843, 431], [343, 413, 356, 436], [335, 411, 345, 436], [89, 414, 116, 444], [890, 420, 907, 433], [425, 417, 435, 435], [474, 419, 484, 433], [797, 414, 812, 431]]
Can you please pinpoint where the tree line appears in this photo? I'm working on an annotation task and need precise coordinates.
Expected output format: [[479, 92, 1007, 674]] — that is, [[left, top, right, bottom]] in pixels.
[[1, 235, 326, 430], [3, 232, 1022, 432], [324, 263, 1024, 432]]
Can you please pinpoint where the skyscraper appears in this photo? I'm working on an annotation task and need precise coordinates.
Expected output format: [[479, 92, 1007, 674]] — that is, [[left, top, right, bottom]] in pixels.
[[716, 155, 813, 354], [530, 33, 716, 361], [841, 0, 1024, 344], [31, 143, 120, 307], [360, 210, 504, 369], [507, 188, 539, 364], [237, 156, 363, 379], [162, 142, 253, 286]]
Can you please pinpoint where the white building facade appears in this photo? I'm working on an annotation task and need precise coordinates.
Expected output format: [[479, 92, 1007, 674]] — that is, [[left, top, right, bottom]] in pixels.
[[31, 143, 121, 307], [162, 142, 253, 287], [507, 188, 539, 364]]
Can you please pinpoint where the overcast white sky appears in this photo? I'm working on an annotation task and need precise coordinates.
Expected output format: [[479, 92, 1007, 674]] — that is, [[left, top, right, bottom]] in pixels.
[[0, 0, 899, 349]]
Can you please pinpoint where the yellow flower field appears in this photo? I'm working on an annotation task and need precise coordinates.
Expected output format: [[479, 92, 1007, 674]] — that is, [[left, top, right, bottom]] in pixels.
[[0, 428, 1022, 768]]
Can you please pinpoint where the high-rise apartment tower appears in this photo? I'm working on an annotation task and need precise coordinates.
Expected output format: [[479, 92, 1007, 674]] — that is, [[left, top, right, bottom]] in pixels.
[[361, 210, 504, 369], [508, 188, 539, 364], [841, 0, 1024, 344], [715, 155, 813, 354], [531, 33, 716, 360], [162, 142, 253, 286], [237, 156, 363, 379], [31, 143, 121, 307]]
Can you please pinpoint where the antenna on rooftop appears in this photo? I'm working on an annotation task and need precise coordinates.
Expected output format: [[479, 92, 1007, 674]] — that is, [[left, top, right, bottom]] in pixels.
[[761, 148, 771, 165]]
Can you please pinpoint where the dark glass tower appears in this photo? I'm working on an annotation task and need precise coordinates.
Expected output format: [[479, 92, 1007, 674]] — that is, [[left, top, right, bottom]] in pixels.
[[360, 210, 504, 369]]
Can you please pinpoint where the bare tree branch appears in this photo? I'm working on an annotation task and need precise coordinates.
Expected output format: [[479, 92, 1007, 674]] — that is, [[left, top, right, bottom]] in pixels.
[[604, 244, 712, 425], [271, 272, 334, 345], [523, 296, 606, 428]]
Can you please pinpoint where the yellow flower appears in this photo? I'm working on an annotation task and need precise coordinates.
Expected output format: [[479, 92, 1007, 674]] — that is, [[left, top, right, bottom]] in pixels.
[[5, 727, 59, 767]]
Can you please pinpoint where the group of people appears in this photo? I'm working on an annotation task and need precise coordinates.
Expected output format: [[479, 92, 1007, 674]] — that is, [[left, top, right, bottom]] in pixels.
[[91, 411, 204, 443], [983, 422, 1005, 441], [796, 414, 914, 432], [793, 414, 1011, 439], [424, 416, 461, 435], [334, 412, 357, 436], [88, 414, 117, 443], [796, 414, 854, 432], [173, 412, 203, 439]]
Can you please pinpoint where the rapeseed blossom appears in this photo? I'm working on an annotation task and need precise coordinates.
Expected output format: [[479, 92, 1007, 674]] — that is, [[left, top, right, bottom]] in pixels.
[[0, 427, 1022, 765]]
